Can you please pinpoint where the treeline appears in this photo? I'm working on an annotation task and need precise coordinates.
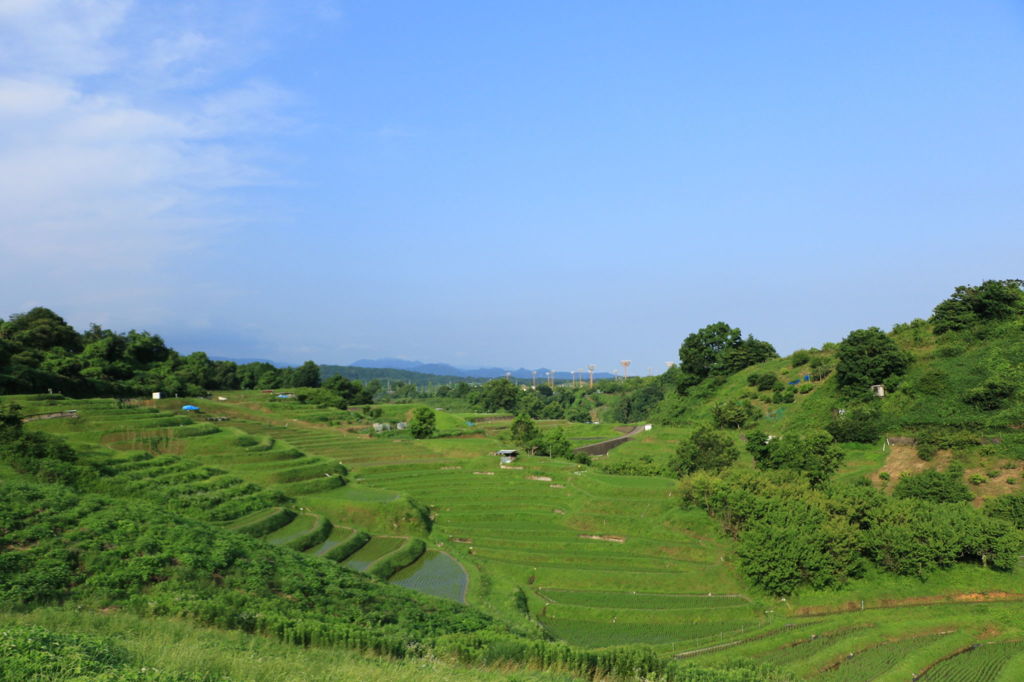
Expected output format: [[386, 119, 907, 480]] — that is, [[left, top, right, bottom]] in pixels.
[[0, 307, 373, 404], [679, 468, 1024, 596]]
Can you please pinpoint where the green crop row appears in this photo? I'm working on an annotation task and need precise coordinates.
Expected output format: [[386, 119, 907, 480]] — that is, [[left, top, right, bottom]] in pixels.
[[228, 507, 297, 537], [921, 641, 1024, 681], [368, 539, 428, 580], [324, 530, 372, 562]]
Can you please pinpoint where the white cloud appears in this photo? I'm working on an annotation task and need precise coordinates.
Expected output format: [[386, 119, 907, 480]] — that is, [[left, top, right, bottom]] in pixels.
[[0, 0, 287, 320]]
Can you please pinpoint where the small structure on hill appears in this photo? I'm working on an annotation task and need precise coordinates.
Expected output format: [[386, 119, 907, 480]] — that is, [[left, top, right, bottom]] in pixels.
[[182, 405, 200, 412], [496, 449, 519, 464], [152, 392, 162, 400], [871, 384, 886, 397]]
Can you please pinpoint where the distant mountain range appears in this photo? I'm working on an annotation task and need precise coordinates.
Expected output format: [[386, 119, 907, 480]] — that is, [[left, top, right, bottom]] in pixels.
[[349, 358, 615, 381]]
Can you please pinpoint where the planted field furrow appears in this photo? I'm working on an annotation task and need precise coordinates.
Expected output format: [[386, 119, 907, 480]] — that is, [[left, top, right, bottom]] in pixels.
[[921, 641, 1024, 681], [536, 588, 747, 610], [276, 476, 345, 495], [263, 514, 321, 547], [226, 507, 296, 536], [538, 616, 759, 649], [757, 627, 868, 667], [540, 602, 756, 626], [310, 527, 359, 556], [817, 633, 949, 681], [217, 449, 305, 464]]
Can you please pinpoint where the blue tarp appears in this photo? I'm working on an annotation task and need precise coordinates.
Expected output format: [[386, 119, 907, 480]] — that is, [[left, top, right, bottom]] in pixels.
[[182, 405, 200, 411]]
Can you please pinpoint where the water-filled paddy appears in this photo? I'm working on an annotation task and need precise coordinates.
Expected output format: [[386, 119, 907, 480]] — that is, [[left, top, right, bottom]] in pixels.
[[390, 550, 468, 602]]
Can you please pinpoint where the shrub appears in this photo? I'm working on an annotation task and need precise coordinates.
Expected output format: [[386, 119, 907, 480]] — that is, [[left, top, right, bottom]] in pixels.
[[790, 350, 811, 367], [964, 380, 1016, 410], [894, 470, 974, 503], [970, 474, 987, 485], [826, 405, 884, 443], [879, 471, 890, 481]]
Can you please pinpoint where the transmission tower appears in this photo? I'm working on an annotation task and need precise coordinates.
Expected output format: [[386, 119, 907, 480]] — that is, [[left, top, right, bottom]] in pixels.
[[547, 370, 554, 387], [587, 364, 596, 388], [620, 360, 631, 379], [532, 370, 537, 388]]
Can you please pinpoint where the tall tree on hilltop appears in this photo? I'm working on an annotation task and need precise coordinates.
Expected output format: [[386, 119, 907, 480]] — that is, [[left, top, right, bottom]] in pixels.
[[835, 327, 911, 394], [677, 322, 777, 388]]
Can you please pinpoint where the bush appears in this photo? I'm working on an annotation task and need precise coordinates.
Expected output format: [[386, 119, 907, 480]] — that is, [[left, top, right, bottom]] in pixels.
[[790, 350, 811, 367], [894, 470, 974, 503], [826, 405, 884, 443], [964, 380, 1016, 410]]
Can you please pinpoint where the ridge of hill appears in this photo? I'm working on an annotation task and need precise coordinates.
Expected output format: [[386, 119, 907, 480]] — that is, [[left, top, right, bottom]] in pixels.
[[350, 358, 615, 381]]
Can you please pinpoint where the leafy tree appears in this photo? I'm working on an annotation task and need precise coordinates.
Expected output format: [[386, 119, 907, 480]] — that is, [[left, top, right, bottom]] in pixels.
[[835, 327, 911, 394], [536, 428, 577, 458], [409, 406, 436, 439], [749, 430, 844, 487], [509, 413, 540, 453], [323, 375, 373, 406], [477, 378, 519, 412], [710, 399, 758, 429], [738, 501, 862, 595], [826, 404, 884, 443], [678, 322, 776, 388], [291, 360, 321, 388], [931, 279, 1024, 333], [670, 425, 739, 477], [613, 383, 663, 422], [1, 307, 82, 353]]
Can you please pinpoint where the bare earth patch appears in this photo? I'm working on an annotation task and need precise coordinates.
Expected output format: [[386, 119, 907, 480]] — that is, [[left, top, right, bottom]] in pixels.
[[872, 445, 952, 485], [579, 534, 626, 543], [528, 475, 553, 482]]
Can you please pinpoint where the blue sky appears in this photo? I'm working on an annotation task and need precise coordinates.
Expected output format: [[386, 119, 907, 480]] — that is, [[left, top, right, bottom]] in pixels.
[[2, 2, 1023, 373]]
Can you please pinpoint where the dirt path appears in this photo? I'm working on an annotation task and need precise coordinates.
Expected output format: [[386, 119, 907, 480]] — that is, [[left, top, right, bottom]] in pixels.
[[573, 424, 648, 457]]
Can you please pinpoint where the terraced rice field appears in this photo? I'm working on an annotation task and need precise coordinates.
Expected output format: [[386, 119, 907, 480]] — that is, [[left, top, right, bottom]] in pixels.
[[23, 393, 1024, 676], [390, 550, 468, 602], [815, 633, 952, 680], [342, 536, 406, 571], [921, 641, 1024, 681], [264, 513, 322, 546]]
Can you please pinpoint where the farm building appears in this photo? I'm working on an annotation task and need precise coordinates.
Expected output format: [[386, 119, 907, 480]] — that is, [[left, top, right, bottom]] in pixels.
[[495, 449, 519, 464]]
